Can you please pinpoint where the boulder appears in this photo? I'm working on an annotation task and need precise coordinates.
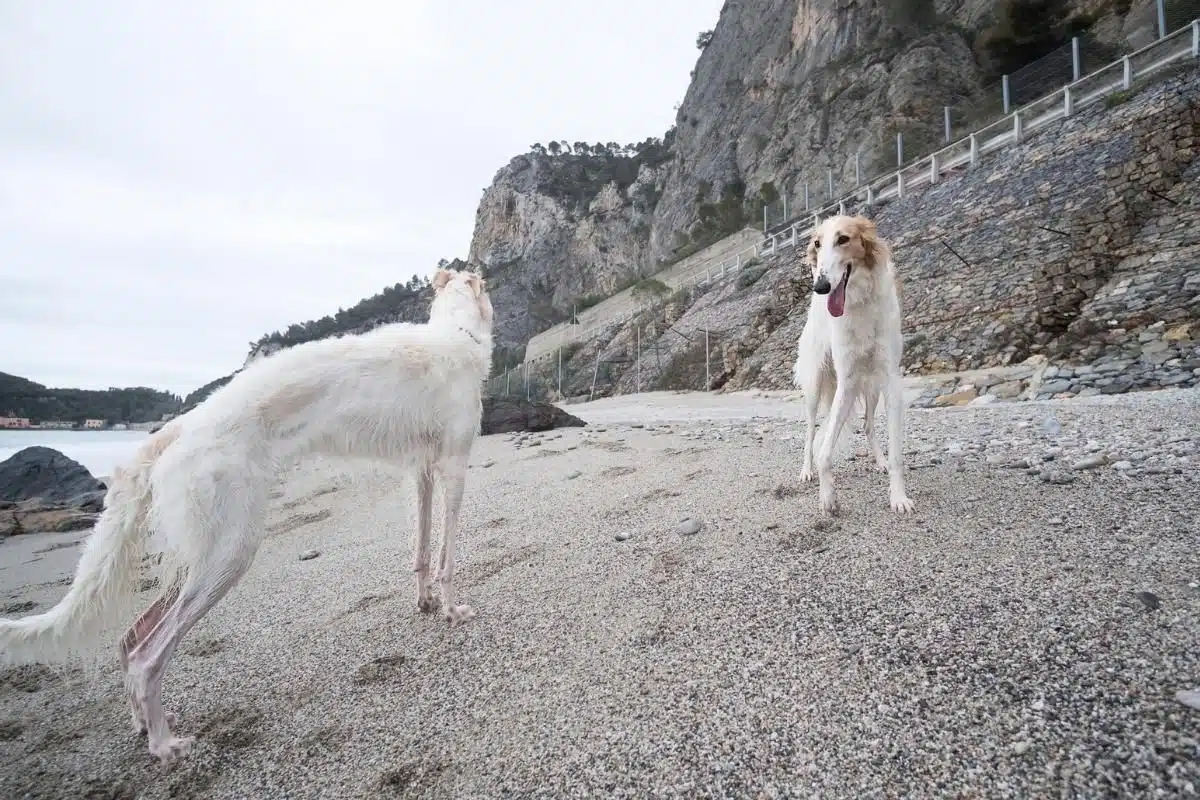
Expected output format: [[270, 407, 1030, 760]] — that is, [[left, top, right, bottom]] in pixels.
[[480, 398, 586, 436], [0, 447, 105, 536], [0, 447, 106, 508]]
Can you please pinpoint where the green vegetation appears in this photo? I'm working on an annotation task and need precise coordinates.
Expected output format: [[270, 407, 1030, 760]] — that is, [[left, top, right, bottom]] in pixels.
[[736, 263, 768, 290], [0, 371, 181, 425], [523, 137, 674, 215], [251, 272, 435, 354], [696, 30, 714, 50], [630, 277, 671, 304], [974, 0, 1111, 85]]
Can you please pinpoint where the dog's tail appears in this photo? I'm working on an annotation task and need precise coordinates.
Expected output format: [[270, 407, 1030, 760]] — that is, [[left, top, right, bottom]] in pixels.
[[0, 425, 180, 664]]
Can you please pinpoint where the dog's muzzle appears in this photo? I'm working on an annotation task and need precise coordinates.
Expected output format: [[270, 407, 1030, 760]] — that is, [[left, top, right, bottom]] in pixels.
[[812, 275, 832, 295]]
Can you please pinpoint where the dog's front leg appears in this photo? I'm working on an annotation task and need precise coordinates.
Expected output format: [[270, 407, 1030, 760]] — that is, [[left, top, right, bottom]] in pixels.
[[863, 388, 888, 473], [413, 468, 436, 612], [885, 374, 915, 514], [435, 456, 475, 626], [817, 383, 856, 515]]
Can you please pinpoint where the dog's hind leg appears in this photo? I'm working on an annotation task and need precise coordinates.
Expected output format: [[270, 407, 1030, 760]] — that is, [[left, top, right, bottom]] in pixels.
[[863, 387, 888, 473], [817, 382, 857, 515], [884, 374, 916, 514], [125, 540, 258, 764], [413, 466, 436, 613], [435, 455, 474, 627], [119, 581, 182, 735]]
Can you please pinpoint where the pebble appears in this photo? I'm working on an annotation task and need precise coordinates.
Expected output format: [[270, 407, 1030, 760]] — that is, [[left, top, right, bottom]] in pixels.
[[1041, 415, 1063, 436], [1072, 454, 1109, 470], [1176, 690, 1200, 712], [1112, 460, 1133, 471], [1012, 740, 1032, 756], [677, 517, 704, 536], [566, 470, 582, 480], [298, 549, 320, 561], [615, 531, 633, 542]]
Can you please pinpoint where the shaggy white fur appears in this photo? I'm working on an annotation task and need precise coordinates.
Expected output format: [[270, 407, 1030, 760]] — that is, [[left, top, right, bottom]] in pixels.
[[0, 267, 494, 764], [792, 215, 915, 516]]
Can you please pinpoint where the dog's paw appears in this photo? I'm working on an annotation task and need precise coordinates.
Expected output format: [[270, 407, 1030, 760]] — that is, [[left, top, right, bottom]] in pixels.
[[150, 734, 195, 765], [874, 459, 889, 474], [799, 467, 815, 483], [890, 494, 915, 514], [416, 587, 437, 613], [819, 492, 839, 515], [131, 711, 177, 736], [445, 605, 476, 627]]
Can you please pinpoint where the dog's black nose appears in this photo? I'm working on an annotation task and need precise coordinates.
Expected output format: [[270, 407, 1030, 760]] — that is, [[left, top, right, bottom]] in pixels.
[[813, 275, 831, 295]]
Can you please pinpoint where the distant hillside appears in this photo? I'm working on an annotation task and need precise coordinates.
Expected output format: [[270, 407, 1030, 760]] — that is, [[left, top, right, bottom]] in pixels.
[[0, 371, 182, 424], [180, 268, 445, 412]]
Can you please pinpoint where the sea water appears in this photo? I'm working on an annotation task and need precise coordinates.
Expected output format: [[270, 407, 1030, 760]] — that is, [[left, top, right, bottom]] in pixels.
[[0, 429, 150, 481]]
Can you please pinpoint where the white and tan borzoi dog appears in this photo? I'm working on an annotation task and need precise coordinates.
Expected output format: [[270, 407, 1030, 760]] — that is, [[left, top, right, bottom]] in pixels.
[[792, 214, 914, 516], [0, 267, 493, 764]]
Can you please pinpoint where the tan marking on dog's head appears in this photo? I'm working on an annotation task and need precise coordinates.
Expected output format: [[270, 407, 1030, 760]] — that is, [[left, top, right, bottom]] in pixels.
[[809, 214, 891, 273], [432, 269, 454, 293], [467, 271, 494, 326]]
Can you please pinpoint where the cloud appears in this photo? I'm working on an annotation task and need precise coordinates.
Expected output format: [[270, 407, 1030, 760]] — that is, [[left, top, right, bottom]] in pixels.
[[0, 0, 723, 395]]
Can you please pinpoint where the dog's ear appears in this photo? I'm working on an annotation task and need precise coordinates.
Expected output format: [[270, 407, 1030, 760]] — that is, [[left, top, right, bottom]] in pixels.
[[856, 217, 890, 269], [465, 272, 485, 297], [432, 269, 454, 292]]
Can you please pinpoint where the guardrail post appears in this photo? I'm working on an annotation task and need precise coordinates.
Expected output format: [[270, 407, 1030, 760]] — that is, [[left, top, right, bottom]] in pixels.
[[781, 196, 788, 221], [1071, 37, 1081, 82], [1012, 112, 1023, 144], [827, 169, 834, 199], [762, 204, 768, 232], [929, 153, 939, 185], [944, 106, 951, 143], [854, 153, 861, 186], [803, 182, 810, 211], [866, 185, 874, 206], [1002, 74, 1011, 114], [1063, 85, 1074, 117], [1122, 55, 1132, 90], [896, 132, 904, 166], [838, 200, 846, 215], [1156, 0, 1166, 40], [896, 171, 904, 199], [969, 133, 979, 168], [1193, 20, 1199, 57]]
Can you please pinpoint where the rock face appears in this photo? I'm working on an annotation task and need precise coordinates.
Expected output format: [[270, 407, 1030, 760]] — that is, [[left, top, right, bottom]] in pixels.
[[469, 149, 670, 355], [512, 67, 1200, 401], [468, 0, 1144, 355], [0, 447, 105, 537], [480, 398, 587, 436]]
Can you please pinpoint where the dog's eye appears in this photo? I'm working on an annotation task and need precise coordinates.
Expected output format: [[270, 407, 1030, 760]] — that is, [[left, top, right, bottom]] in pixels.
[[835, 234, 849, 246], [811, 239, 819, 250]]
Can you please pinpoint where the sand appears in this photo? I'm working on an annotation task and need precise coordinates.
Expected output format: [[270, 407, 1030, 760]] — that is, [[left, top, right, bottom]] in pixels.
[[1, 387, 1198, 798]]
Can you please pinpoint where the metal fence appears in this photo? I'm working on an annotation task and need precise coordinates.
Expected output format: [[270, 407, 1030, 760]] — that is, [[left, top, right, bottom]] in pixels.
[[511, 6, 1200, 398], [763, 0, 1200, 230]]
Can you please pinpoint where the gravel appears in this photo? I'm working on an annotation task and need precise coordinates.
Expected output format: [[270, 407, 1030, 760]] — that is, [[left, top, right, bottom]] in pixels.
[[0, 387, 1197, 799]]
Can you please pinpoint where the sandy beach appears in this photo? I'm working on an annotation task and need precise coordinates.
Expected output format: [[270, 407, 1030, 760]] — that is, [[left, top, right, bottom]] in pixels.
[[1, 387, 1198, 798]]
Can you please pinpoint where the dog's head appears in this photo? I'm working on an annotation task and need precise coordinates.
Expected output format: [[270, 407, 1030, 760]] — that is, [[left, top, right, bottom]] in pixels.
[[804, 214, 890, 318], [430, 267, 493, 332]]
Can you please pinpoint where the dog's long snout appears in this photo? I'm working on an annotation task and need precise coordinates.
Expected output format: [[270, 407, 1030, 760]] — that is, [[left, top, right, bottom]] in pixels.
[[813, 275, 832, 295]]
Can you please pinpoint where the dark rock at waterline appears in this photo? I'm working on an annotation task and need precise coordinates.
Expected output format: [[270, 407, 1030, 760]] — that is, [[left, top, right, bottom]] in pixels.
[[480, 398, 587, 436], [0, 447, 105, 537], [0, 447, 106, 507]]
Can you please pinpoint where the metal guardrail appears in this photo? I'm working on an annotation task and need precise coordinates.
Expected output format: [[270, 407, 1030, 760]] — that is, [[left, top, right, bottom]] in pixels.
[[758, 18, 1200, 260], [520, 17, 1200, 369]]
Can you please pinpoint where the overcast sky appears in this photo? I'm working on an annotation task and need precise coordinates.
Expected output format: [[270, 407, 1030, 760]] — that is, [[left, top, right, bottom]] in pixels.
[[0, 0, 722, 396]]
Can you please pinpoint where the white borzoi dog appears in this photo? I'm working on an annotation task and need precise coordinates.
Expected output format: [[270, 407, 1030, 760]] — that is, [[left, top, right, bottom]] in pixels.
[[0, 267, 493, 764], [792, 214, 914, 516]]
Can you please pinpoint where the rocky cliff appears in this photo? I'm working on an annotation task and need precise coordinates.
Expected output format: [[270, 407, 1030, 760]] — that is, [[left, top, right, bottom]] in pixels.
[[512, 66, 1200, 404], [469, 0, 1156, 353]]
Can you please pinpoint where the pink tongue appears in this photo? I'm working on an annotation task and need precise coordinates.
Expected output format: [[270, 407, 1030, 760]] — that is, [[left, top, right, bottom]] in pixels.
[[827, 275, 847, 318]]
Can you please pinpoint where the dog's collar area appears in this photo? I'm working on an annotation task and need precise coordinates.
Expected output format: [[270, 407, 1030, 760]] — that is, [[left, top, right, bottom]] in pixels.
[[458, 326, 481, 344]]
